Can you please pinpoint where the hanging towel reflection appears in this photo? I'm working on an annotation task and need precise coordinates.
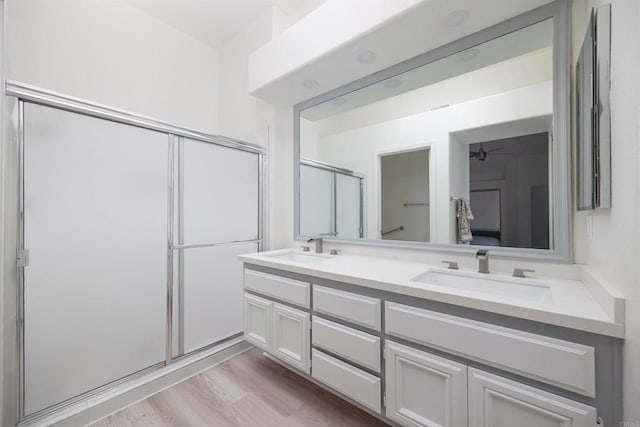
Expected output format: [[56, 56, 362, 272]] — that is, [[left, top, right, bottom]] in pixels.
[[456, 198, 474, 244]]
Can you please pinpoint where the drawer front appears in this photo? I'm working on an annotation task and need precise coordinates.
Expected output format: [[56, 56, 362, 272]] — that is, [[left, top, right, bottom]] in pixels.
[[311, 349, 381, 413], [385, 302, 596, 397], [244, 269, 310, 308], [312, 316, 380, 372], [313, 285, 381, 331]]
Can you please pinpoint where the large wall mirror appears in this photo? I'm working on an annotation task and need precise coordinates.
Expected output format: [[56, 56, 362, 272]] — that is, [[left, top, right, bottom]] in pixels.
[[294, 1, 570, 261]]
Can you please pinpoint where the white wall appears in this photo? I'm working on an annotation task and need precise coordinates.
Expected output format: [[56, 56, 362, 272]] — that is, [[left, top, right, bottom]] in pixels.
[[215, 9, 295, 251], [572, 0, 640, 422], [218, 11, 274, 145], [6, 0, 221, 133], [314, 82, 552, 243]]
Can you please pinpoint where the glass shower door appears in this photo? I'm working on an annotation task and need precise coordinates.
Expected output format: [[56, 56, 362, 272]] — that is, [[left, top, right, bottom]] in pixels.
[[299, 164, 335, 236], [336, 173, 363, 238], [22, 104, 169, 415], [177, 138, 260, 355]]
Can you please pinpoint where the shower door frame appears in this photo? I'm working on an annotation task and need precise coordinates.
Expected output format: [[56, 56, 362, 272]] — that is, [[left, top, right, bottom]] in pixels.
[[6, 80, 266, 423]]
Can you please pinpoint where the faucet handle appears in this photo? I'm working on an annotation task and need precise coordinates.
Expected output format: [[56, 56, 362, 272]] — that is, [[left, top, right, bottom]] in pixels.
[[330, 249, 341, 255], [441, 260, 459, 270], [300, 246, 310, 252], [513, 268, 535, 278]]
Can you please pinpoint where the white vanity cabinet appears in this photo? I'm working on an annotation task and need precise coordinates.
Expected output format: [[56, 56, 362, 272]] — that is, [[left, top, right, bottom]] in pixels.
[[243, 269, 312, 374], [384, 341, 596, 427], [385, 302, 596, 397], [309, 287, 384, 413], [241, 265, 616, 426], [384, 302, 598, 427]]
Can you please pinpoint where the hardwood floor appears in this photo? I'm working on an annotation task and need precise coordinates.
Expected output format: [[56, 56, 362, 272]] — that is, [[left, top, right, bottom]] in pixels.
[[92, 348, 388, 427]]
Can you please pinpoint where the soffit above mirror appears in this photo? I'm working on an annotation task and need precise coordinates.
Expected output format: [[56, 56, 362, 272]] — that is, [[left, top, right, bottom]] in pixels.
[[249, 0, 555, 105]]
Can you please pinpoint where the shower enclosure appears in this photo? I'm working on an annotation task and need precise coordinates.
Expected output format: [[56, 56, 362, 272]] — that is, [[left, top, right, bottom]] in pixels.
[[7, 82, 264, 421], [299, 158, 364, 239]]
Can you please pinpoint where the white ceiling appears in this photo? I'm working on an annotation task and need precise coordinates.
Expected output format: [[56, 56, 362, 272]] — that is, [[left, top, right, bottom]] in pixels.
[[124, 0, 326, 49]]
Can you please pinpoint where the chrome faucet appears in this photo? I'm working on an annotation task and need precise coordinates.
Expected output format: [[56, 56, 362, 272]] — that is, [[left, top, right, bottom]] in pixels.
[[476, 249, 489, 274], [307, 237, 323, 253]]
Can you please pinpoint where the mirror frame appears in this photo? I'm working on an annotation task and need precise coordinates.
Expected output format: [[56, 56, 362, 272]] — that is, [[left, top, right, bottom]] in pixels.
[[293, 0, 571, 262]]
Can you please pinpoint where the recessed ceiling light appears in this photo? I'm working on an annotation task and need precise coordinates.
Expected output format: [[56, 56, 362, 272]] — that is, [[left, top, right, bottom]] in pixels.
[[383, 79, 403, 89], [301, 79, 319, 89], [458, 49, 478, 61], [445, 10, 469, 27], [356, 50, 377, 64], [332, 98, 347, 106]]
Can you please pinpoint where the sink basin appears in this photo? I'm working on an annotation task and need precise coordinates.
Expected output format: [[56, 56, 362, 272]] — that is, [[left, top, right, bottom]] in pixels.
[[412, 270, 553, 304], [266, 251, 331, 264]]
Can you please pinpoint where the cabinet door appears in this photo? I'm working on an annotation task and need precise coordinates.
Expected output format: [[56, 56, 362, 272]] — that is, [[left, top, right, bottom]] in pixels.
[[244, 293, 272, 351], [271, 303, 310, 374], [468, 368, 596, 427], [385, 341, 467, 427]]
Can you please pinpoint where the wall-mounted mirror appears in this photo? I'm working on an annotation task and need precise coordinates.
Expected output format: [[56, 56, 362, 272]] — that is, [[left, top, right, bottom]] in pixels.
[[577, 4, 611, 211], [294, 1, 571, 260]]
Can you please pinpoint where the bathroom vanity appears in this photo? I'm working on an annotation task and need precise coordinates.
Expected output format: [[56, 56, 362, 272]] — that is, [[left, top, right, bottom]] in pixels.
[[239, 249, 624, 427]]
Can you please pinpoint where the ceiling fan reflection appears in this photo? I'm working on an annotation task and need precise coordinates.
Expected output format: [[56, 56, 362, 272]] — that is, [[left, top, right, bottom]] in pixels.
[[469, 144, 510, 161]]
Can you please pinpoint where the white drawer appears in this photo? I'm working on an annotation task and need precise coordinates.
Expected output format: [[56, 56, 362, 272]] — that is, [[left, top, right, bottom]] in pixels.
[[312, 316, 381, 372], [312, 285, 381, 331], [244, 270, 310, 308], [385, 302, 596, 397], [311, 349, 381, 413]]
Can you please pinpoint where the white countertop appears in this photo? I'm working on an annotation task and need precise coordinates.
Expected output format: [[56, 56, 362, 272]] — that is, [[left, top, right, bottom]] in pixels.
[[239, 248, 625, 338]]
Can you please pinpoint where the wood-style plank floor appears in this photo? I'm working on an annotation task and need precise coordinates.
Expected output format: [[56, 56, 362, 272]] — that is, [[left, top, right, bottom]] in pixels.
[[92, 348, 388, 427]]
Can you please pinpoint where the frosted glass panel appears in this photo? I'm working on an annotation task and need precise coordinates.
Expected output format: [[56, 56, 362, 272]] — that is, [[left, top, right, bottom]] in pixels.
[[300, 164, 334, 236], [336, 174, 362, 239], [182, 242, 258, 353], [23, 104, 168, 414], [182, 139, 259, 244]]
